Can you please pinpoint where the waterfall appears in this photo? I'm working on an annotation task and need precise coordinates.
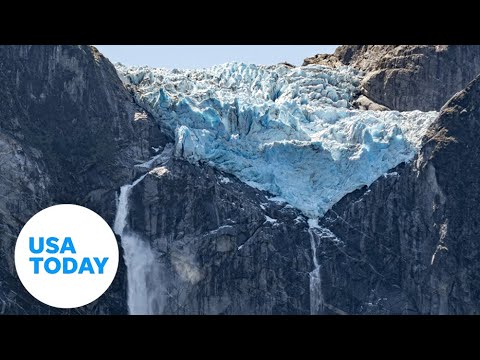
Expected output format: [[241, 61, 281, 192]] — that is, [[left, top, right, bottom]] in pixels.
[[308, 218, 324, 315], [113, 174, 165, 315], [113, 175, 146, 236]]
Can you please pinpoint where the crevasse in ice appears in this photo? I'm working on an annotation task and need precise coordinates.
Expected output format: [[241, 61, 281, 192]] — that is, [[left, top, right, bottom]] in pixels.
[[117, 62, 438, 217]]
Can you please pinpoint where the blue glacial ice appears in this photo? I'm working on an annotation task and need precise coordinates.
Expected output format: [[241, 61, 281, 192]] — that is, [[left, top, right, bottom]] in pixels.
[[117, 62, 438, 217]]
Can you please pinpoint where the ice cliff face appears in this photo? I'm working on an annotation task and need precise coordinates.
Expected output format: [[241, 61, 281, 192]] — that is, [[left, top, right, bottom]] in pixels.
[[118, 62, 437, 217]]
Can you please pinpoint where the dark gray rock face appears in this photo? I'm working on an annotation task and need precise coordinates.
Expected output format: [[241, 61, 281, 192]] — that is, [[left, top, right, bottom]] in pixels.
[[127, 158, 312, 314], [317, 75, 480, 314], [0, 45, 167, 314], [304, 45, 480, 111]]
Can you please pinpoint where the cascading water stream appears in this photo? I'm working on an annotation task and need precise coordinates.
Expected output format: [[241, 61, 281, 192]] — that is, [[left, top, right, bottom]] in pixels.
[[113, 174, 146, 236], [113, 174, 165, 315], [308, 218, 324, 315]]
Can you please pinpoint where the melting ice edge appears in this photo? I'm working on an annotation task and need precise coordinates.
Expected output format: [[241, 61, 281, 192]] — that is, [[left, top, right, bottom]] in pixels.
[[117, 62, 438, 217]]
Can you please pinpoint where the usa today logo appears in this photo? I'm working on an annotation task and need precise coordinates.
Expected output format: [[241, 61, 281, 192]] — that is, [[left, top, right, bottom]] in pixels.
[[15, 204, 119, 309]]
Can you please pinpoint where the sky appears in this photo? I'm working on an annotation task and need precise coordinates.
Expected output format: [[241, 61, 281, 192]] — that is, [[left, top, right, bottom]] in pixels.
[[94, 45, 338, 69]]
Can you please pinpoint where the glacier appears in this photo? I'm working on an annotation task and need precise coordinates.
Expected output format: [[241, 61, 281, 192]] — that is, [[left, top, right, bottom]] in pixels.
[[117, 62, 438, 217]]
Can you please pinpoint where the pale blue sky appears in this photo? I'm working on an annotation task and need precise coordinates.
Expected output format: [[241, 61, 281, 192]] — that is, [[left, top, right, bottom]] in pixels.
[[94, 45, 338, 69]]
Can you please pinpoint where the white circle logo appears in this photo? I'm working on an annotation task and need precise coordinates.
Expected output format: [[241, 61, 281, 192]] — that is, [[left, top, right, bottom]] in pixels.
[[14, 204, 119, 309]]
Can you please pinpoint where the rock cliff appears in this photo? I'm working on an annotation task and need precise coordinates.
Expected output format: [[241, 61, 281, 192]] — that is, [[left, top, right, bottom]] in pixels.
[[0, 45, 167, 314], [317, 75, 480, 314], [304, 45, 480, 111], [126, 158, 312, 314]]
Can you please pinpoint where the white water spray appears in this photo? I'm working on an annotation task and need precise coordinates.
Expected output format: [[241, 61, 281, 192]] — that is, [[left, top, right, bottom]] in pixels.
[[113, 174, 146, 235], [113, 174, 165, 315], [308, 218, 324, 315]]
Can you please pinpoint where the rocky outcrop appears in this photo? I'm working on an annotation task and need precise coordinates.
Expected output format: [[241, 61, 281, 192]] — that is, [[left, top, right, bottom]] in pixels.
[[0, 45, 168, 314], [304, 45, 480, 111], [127, 158, 312, 314], [317, 75, 480, 314]]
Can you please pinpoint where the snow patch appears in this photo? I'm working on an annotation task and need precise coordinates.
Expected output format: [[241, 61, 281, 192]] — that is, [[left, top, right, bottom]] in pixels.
[[209, 225, 233, 234], [265, 215, 277, 224], [150, 167, 170, 177], [294, 216, 305, 224], [134, 112, 148, 121], [219, 176, 231, 184]]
